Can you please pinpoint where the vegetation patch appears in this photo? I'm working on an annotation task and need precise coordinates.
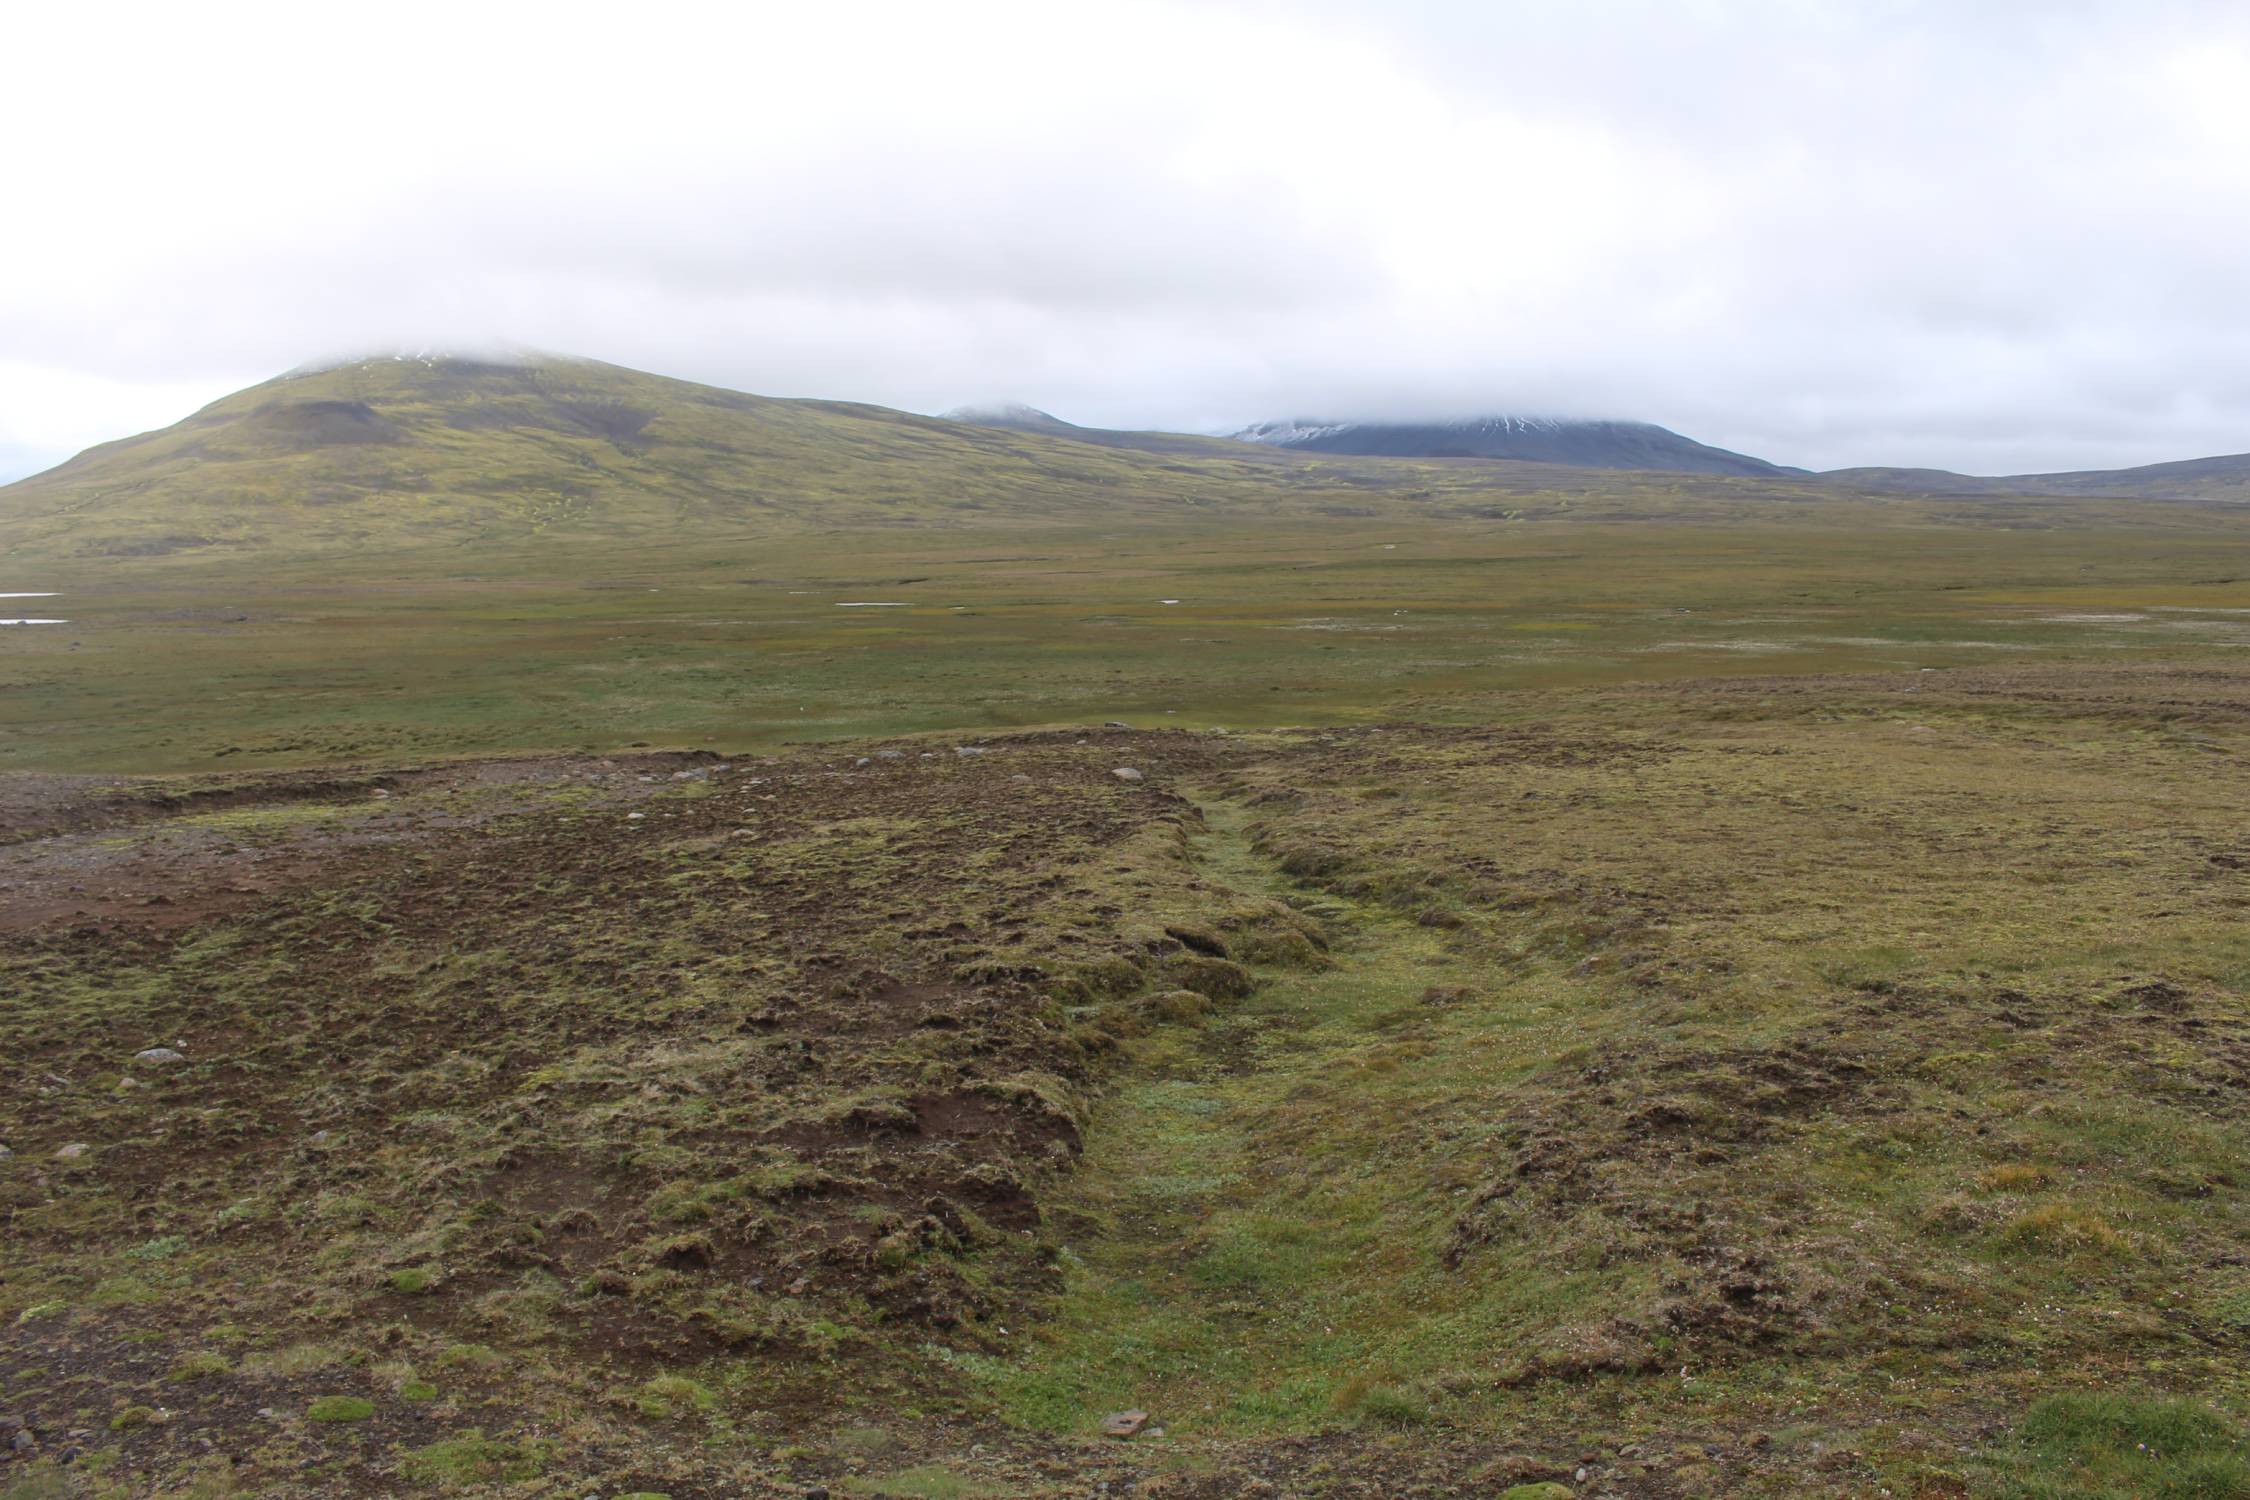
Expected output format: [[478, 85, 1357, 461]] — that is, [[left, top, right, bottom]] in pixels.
[[306, 1395, 376, 1423]]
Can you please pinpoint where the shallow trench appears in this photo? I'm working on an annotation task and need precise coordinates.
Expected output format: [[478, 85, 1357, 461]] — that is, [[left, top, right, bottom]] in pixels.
[[969, 792, 1502, 1437]]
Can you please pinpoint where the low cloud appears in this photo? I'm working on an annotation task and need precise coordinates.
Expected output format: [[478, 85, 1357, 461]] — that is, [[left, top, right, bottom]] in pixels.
[[4, 0, 2247, 480]]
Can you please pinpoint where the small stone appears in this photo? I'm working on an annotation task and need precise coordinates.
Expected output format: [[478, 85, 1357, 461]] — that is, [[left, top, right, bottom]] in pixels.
[[134, 1047, 186, 1066], [0, 1144, 12, 1160], [54, 1143, 89, 1161], [115, 1077, 143, 1092], [58, 1444, 80, 1465], [1111, 768, 1144, 782], [854, 757, 871, 766], [1104, 720, 1130, 728], [1101, 1410, 1150, 1438], [876, 750, 904, 759], [10, 1430, 36, 1455], [626, 812, 645, 821], [954, 745, 988, 756]]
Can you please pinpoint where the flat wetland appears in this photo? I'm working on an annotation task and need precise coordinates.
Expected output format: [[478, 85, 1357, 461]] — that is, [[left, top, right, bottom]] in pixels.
[[8, 505, 2250, 773], [6, 500, 2250, 1498]]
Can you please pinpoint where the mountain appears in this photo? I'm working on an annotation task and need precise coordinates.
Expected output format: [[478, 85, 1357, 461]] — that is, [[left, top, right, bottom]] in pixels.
[[1232, 414, 1795, 477], [20, 351, 2236, 569], [10, 354, 1885, 566], [1823, 451, 2250, 503], [0, 354, 1342, 562], [938, 400, 1098, 436], [938, 401, 1242, 456]]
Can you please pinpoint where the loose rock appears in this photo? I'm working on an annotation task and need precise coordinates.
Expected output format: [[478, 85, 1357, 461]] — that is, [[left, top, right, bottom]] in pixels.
[[54, 1143, 89, 1161], [1112, 768, 1144, 782], [134, 1047, 186, 1066], [1101, 1410, 1150, 1438]]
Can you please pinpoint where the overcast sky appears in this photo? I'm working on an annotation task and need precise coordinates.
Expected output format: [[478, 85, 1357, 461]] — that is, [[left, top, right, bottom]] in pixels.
[[5, 0, 2249, 481]]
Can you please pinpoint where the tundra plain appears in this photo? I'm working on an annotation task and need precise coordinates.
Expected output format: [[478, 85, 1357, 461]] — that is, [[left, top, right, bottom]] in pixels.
[[5, 360, 2250, 1498]]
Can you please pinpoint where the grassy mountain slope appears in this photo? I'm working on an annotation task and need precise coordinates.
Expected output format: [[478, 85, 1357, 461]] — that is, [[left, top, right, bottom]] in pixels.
[[0, 353, 2073, 569], [0, 354, 1324, 560]]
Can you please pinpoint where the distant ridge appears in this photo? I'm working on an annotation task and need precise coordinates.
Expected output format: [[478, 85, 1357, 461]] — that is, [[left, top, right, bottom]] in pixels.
[[10, 350, 2250, 567], [0, 355, 1301, 560], [1822, 451, 2250, 503], [1230, 414, 1796, 477], [938, 401, 1245, 456]]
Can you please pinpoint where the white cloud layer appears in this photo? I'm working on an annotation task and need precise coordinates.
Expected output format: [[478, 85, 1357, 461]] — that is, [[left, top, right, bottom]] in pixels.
[[3, 0, 2248, 479]]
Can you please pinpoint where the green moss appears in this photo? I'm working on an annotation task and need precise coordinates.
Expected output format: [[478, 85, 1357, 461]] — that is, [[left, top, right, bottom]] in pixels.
[[399, 1430, 550, 1488], [858, 1467, 992, 1499], [165, 1351, 232, 1383], [306, 1395, 376, 1423], [1977, 1393, 2250, 1498], [633, 1374, 716, 1421]]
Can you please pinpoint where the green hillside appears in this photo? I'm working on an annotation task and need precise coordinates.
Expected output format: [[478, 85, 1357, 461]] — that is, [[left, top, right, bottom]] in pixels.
[[1, 352, 1972, 568]]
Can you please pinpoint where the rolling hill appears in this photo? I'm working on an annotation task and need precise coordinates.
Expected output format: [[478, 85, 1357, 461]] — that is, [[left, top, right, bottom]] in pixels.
[[1825, 450, 2250, 502], [0, 354, 1298, 561], [0, 354, 1886, 566], [11, 351, 2249, 572]]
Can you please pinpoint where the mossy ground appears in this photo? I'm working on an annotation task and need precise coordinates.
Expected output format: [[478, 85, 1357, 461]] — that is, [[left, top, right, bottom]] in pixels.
[[3, 649, 2249, 1494], [9, 504, 2250, 775]]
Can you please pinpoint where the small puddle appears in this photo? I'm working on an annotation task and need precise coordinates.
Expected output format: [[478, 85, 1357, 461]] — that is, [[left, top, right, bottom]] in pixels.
[[2, 590, 64, 623]]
